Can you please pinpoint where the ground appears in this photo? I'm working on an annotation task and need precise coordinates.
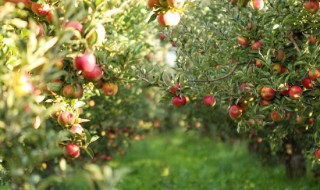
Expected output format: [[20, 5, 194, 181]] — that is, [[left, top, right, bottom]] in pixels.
[[111, 130, 319, 190]]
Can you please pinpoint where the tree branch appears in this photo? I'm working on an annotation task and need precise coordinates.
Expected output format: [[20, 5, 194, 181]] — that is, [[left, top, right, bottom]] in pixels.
[[187, 63, 245, 83], [288, 34, 301, 55]]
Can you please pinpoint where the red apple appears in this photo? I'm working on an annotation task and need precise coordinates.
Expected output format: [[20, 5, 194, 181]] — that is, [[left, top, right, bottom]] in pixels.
[[315, 148, 320, 158], [304, 0, 319, 14], [82, 65, 103, 81], [74, 52, 96, 72], [279, 84, 290, 96], [102, 82, 118, 96], [159, 33, 166, 40], [203, 95, 216, 106], [302, 77, 314, 89], [260, 87, 275, 100], [229, 105, 243, 120], [289, 86, 303, 100], [256, 60, 262, 68], [64, 21, 83, 33], [310, 35, 317, 44], [62, 84, 82, 99], [309, 118, 314, 125], [308, 68, 320, 80], [31, 3, 51, 16], [280, 66, 288, 74], [58, 112, 75, 126], [250, 0, 264, 10], [158, 11, 181, 27], [251, 40, 263, 51], [172, 96, 187, 107], [238, 36, 250, 47], [148, 0, 159, 8], [71, 124, 83, 135], [65, 144, 80, 158], [46, 10, 53, 23], [260, 99, 271, 106], [271, 111, 284, 122], [231, 0, 238, 6], [169, 82, 180, 95], [168, 0, 185, 8]]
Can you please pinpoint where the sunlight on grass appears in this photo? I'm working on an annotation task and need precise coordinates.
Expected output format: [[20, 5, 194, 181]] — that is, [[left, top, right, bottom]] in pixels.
[[111, 132, 320, 190]]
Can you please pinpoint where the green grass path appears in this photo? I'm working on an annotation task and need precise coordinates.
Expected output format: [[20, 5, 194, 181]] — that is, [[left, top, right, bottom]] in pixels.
[[111, 131, 319, 190]]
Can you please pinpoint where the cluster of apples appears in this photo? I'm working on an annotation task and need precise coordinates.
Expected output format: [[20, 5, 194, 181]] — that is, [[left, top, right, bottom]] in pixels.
[[147, 0, 186, 27], [169, 82, 216, 107]]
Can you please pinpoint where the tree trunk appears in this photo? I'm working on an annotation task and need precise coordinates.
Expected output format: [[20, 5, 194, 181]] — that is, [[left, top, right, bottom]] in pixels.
[[283, 138, 306, 179]]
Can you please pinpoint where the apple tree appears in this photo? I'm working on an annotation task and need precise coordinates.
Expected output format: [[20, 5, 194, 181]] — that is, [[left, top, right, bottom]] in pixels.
[[148, 0, 320, 179]]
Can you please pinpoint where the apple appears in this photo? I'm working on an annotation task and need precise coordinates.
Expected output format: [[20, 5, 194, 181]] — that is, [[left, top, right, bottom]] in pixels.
[[159, 33, 166, 40], [271, 111, 284, 122], [169, 82, 180, 95], [273, 63, 282, 73], [296, 116, 305, 124], [88, 100, 95, 107], [280, 66, 288, 74], [302, 77, 314, 89], [251, 40, 263, 51], [148, 0, 159, 8], [58, 112, 75, 126], [289, 86, 302, 100], [71, 124, 83, 135], [279, 84, 290, 96], [238, 36, 250, 47], [310, 35, 317, 44], [65, 144, 80, 158], [82, 65, 103, 81], [260, 99, 271, 106], [62, 84, 82, 99], [64, 21, 83, 33], [46, 10, 53, 23], [231, 0, 238, 6], [203, 95, 216, 106], [168, 0, 185, 8], [102, 82, 118, 96], [31, 3, 51, 16], [304, 0, 319, 14], [308, 68, 320, 80], [74, 52, 96, 72], [172, 96, 187, 107], [158, 11, 181, 26], [276, 49, 285, 61], [260, 87, 275, 100], [87, 24, 106, 46], [309, 118, 314, 125], [229, 105, 243, 120], [250, 0, 264, 10], [315, 148, 320, 158], [256, 60, 262, 68]]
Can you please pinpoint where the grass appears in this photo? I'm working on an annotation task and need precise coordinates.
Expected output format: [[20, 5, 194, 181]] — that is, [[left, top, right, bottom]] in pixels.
[[111, 131, 320, 190]]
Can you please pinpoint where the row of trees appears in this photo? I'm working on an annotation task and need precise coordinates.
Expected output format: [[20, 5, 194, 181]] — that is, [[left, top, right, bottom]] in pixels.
[[145, 0, 320, 179]]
